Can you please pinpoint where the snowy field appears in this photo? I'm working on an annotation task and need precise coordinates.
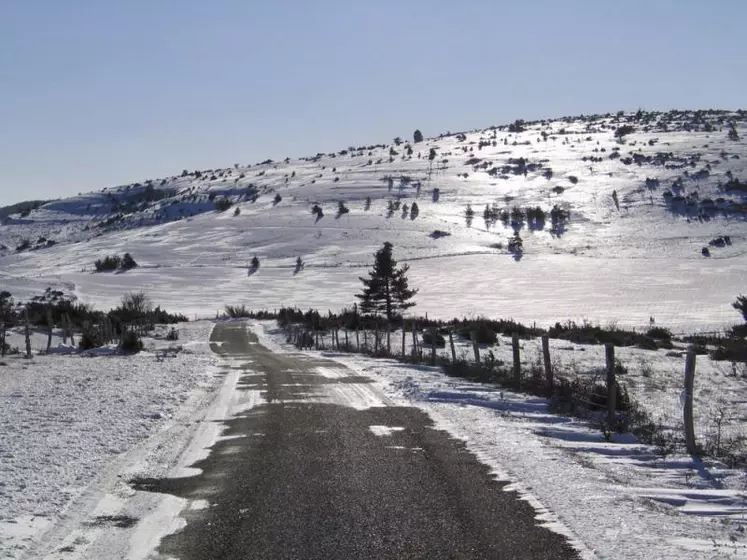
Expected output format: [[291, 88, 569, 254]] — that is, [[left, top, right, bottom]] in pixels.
[[0, 321, 222, 559]]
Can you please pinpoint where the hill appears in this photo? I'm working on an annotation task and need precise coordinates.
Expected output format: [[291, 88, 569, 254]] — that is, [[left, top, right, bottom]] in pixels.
[[1, 108, 746, 332]]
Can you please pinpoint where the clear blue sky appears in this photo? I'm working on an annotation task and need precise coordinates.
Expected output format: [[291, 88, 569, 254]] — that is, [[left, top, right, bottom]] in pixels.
[[1, 0, 744, 206]]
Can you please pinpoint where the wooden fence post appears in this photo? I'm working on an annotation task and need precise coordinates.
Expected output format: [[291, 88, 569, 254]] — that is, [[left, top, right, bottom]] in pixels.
[[684, 347, 697, 455], [344, 329, 349, 351], [411, 327, 418, 359], [67, 314, 75, 346], [430, 328, 437, 366], [386, 327, 391, 355], [449, 330, 456, 363], [0, 321, 6, 357], [471, 330, 480, 364], [402, 325, 406, 359], [46, 307, 53, 353], [541, 335, 553, 396], [512, 334, 521, 386], [356, 327, 360, 351], [24, 308, 32, 358], [605, 343, 616, 429], [363, 328, 368, 351]]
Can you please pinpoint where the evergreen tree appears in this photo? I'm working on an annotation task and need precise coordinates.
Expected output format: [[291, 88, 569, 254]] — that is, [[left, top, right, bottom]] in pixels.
[[733, 295, 747, 322], [413, 129, 423, 143], [356, 242, 417, 321]]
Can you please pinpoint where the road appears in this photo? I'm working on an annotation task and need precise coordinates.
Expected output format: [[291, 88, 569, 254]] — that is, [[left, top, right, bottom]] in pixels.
[[132, 322, 580, 559]]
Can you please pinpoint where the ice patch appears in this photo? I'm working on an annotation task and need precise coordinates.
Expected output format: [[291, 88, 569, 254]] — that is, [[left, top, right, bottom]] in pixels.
[[369, 425, 405, 437]]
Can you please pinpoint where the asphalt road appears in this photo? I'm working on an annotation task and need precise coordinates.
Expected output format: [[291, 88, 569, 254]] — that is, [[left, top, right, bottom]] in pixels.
[[132, 322, 580, 559]]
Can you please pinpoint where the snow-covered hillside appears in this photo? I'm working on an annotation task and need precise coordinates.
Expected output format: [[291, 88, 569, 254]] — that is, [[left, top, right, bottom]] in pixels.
[[1, 109, 746, 332]]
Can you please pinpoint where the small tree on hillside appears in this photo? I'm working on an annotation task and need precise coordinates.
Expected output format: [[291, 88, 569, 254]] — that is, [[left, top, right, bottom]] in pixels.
[[728, 122, 740, 142], [356, 242, 417, 321], [413, 129, 423, 143], [733, 295, 747, 323]]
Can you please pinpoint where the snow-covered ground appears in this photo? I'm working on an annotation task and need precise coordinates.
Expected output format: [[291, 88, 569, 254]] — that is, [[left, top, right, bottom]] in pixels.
[[0, 321, 223, 559], [255, 322, 747, 560]]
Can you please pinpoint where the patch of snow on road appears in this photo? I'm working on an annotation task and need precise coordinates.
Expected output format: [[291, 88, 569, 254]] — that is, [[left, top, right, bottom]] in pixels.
[[369, 425, 406, 437]]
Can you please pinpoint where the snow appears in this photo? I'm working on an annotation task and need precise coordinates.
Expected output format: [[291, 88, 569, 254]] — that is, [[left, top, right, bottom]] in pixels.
[[0, 321, 222, 559], [255, 321, 747, 559]]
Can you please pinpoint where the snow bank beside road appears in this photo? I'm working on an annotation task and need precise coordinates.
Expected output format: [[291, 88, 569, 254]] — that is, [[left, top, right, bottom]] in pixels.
[[0, 321, 221, 559]]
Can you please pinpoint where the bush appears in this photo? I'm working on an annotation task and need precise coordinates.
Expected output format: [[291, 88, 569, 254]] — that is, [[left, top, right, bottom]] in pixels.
[[120, 330, 143, 353], [225, 304, 251, 318], [121, 253, 137, 270], [645, 326, 672, 340], [95, 255, 121, 272], [457, 323, 498, 344], [79, 329, 104, 351], [614, 125, 635, 139], [214, 198, 233, 212], [95, 253, 137, 272], [413, 129, 423, 143], [422, 330, 446, 348], [548, 320, 666, 349]]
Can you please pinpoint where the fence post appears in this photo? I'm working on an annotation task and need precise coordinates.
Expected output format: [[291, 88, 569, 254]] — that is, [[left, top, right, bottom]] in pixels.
[[512, 334, 521, 386], [605, 343, 616, 429], [0, 322, 6, 357], [684, 347, 697, 455], [449, 330, 456, 363], [386, 327, 391, 355], [24, 308, 32, 358], [541, 335, 553, 396], [374, 320, 380, 353], [68, 314, 75, 346], [363, 328, 368, 351], [411, 326, 418, 359], [46, 307, 53, 353], [430, 328, 437, 366], [344, 329, 349, 351], [315, 329, 319, 350], [356, 327, 360, 351], [402, 325, 406, 360], [471, 330, 480, 364]]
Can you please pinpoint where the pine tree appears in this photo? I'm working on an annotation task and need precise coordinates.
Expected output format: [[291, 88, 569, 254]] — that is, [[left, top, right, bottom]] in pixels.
[[733, 295, 747, 322], [413, 129, 423, 143], [356, 242, 417, 321]]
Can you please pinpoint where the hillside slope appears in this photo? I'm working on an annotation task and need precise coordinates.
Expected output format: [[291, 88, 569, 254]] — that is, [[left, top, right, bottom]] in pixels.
[[1, 109, 746, 331]]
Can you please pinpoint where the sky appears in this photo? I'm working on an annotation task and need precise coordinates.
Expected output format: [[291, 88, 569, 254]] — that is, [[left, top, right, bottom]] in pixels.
[[1, 0, 745, 206]]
